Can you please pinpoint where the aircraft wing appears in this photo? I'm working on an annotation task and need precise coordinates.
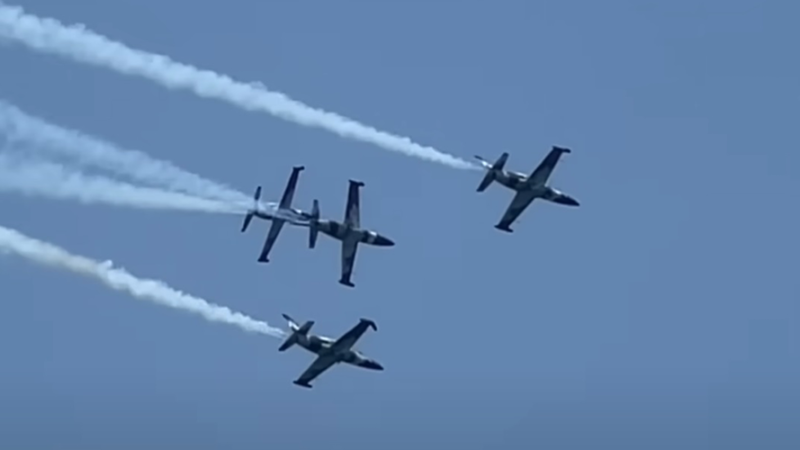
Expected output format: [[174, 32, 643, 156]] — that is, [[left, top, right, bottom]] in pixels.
[[330, 319, 377, 353], [339, 236, 359, 287], [257, 218, 285, 262], [293, 352, 338, 388], [495, 189, 537, 232], [279, 166, 304, 208], [256, 166, 305, 262], [343, 180, 363, 229], [525, 146, 571, 188]]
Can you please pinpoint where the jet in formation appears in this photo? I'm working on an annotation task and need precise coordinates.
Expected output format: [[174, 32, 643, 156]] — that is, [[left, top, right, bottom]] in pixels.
[[475, 146, 580, 233], [279, 313, 383, 388], [240, 165, 313, 263], [306, 180, 395, 288], [243, 147, 581, 390]]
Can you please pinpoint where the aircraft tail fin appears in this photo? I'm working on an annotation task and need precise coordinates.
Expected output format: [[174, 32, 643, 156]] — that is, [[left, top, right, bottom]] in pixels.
[[308, 199, 320, 249], [282, 313, 299, 330], [279, 315, 313, 352], [241, 186, 262, 232], [475, 152, 508, 192]]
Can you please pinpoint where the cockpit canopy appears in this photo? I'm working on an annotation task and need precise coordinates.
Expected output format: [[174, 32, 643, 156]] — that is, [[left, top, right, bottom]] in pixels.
[[314, 335, 335, 345]]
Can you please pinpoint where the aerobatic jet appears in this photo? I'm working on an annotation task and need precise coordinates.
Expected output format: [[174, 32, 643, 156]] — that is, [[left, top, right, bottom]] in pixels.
[[240, 165, 312, 263], [306, 180, 394, 287], [474, 146, 580, 233], [279, 313, 383, 389]]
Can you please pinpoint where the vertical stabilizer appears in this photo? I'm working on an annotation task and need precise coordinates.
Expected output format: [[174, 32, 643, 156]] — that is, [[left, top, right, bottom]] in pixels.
[[241, 186, 261, 232], [279, 315, 314, 352]]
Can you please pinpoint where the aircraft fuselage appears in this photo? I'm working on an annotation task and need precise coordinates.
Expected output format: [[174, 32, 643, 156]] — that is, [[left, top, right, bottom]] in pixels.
[[252, 203, 311, 225], [492, 170, 579, 206], [292, 333, 384, 371], [315, 219, 395, 247], [493, 170, 533, 191]]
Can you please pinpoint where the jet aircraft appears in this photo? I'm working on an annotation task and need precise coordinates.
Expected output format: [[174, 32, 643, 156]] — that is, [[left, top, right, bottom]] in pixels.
[[474, 146, 580, 232], [279, 313, 383, 388], [306, 180, 394, 287], [240, 165, 312, 262]]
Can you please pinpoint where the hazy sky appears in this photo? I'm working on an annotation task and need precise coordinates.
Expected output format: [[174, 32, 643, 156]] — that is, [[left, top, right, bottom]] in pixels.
[[0, 0, 798, 448]]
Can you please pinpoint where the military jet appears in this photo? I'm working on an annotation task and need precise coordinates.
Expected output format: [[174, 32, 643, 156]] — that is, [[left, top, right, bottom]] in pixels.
[[306, 180, 395, 287], [240, 165, 312, 263], [474, 146, 580, 233], [279, 313, 384, 389]]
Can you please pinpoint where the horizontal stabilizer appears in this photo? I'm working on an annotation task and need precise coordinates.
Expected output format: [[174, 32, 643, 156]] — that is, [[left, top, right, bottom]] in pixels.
[[296, 320, 314, 335], [241, 213, 254, 232], [476, 171, 495, 193], [476, 152, 508, 192], [241, 186, 262, 232], [279, 318, 313, 352]]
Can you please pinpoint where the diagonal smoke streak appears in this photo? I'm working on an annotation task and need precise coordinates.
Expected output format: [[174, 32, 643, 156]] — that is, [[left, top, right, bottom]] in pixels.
[[0, 3, 478, 170], [0, 99, 250, 205], [0, 151, 244, 214], [0, 224, 286, 338]]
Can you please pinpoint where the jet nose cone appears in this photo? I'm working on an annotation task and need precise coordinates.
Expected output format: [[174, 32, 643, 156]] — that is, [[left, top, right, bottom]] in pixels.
[[375, 235, 395, 246], [364, 360, 384, 371], [555, 195, 580, 207]]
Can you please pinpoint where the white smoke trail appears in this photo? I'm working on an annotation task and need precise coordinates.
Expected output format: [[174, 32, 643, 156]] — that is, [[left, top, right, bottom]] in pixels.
[[0, 224, 286, 338], [0, 3, 478, 171], [0, 152, 244, 214], [0, 99, 250, 205]]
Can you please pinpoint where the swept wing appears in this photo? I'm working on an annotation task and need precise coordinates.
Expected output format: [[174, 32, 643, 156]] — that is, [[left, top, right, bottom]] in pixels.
[[338, 180, 363, 287], [257, 166, 304, 262], [293, 319, 377, 388]]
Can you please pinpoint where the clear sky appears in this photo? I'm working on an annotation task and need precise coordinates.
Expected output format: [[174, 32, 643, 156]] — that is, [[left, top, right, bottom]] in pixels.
[[0, 0, 798, 448]]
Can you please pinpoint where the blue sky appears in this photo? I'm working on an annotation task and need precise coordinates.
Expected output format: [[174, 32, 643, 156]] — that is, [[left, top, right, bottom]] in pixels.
[[1, 0, 798, 448]]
